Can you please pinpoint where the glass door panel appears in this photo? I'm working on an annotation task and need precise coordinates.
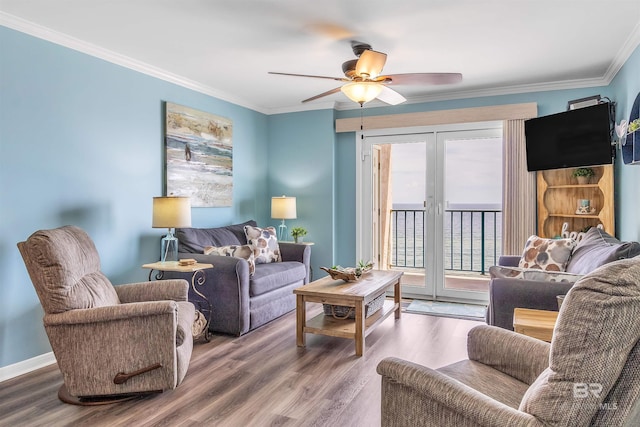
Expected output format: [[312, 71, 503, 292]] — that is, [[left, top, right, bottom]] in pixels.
[[366, 134, 435, 297], [435, 129, 503, 302]]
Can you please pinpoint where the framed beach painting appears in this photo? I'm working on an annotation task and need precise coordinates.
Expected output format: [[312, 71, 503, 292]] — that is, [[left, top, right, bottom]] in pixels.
[[164, 102, 233, 207]]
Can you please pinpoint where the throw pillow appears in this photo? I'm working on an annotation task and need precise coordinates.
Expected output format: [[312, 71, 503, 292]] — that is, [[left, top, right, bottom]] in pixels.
[[203, 244, 256, 275], [244, 225, 281, 264], [518, 235, 576, 271], [489, 266, 583, 283], [565, 227, 640, 275]]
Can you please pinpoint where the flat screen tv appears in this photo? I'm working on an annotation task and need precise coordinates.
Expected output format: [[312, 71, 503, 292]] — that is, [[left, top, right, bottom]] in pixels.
[[525, 103, 613, 171]]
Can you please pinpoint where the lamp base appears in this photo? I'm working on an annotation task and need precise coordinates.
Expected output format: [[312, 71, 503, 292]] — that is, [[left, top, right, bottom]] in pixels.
[[278, 220, 287, 242], [161, 232, 178, 262]]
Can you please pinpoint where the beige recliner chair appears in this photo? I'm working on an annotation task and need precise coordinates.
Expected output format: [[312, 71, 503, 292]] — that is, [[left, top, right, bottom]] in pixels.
[[377, 256, 640, 426], [18, 225, 195, 405]]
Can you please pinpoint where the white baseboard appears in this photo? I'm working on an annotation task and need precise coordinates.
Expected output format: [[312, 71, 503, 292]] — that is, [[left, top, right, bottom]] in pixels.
[[0, 352, 57, 383]]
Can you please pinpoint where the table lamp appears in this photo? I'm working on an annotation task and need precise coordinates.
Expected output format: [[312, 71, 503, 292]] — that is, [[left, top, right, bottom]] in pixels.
[[271, 195, 296, 241], [152, 196, 192, 262]]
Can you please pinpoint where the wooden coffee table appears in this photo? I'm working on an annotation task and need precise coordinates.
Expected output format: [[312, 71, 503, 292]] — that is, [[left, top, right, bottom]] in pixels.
[[513, 308, 559, 342], [294, 270, 402, 356]]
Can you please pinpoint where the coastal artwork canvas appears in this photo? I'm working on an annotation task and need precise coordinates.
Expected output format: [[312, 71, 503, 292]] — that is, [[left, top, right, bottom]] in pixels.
[[165, 102, 233, 207]]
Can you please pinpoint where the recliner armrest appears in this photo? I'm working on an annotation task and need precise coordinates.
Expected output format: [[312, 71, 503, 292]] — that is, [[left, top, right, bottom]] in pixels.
[[467, 325, 550, 385], [44, 300, 180, 326], [377, 357, 539, 426], [115, 280, 189, 303]]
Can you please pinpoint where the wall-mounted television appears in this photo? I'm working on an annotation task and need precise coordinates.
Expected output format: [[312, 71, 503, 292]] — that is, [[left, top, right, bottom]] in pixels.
[[525, 103, 613, 171]]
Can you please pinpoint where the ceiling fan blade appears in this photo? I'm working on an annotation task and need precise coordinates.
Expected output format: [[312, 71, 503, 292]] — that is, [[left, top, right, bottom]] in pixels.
[[376, 86, 406, 106], [269, 72, 347, 82], [355, 50, 387, 79], [302, 87, 342, 103], [384, 73, 463, 85]]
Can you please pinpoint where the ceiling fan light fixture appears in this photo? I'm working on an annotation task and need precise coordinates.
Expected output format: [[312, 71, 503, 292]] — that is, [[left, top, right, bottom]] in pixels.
[[341, 82, 383, 105]]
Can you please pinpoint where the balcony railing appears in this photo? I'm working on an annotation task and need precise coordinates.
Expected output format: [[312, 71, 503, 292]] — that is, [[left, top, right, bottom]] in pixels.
[[390, 209, 502, 275]]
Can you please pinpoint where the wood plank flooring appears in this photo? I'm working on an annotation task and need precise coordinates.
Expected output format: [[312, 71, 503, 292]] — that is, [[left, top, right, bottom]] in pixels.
[[0, 304, 481, 427]]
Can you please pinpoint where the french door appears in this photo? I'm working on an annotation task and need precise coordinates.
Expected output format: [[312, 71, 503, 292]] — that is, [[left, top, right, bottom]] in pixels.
[[357, 124, 502, 302]]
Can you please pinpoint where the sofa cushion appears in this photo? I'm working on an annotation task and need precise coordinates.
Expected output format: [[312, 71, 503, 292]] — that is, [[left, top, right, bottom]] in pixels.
[[250, 262, 306, 296], [244, 225, 281, 264], [489, 266, 583, 283], [519, 256, 640, 425], [204, 244, 255, 275], [518, 235, 575, 271], [565, 227, 640, 275], [176, 220, 257, 253]]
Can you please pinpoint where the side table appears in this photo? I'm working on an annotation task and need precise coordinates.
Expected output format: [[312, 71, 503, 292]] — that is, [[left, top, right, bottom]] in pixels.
[[513, 308, 559, 342], [142, 261, 214, 342]]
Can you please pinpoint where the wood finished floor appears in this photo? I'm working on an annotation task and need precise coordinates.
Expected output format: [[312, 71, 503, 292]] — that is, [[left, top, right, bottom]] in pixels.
[[0, 304, 481, 427]]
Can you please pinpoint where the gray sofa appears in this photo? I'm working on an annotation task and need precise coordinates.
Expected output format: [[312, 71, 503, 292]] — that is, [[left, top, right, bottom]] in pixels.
[[487, 227, 640, 330], [164, 220, 311, 336]]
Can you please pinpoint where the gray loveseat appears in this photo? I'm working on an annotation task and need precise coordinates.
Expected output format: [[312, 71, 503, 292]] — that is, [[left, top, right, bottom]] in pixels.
[[487, 227, 640, 330], [164, 220, 311, 336]]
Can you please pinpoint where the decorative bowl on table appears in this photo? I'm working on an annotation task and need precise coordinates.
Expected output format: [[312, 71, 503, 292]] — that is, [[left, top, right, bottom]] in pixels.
[[320, 263, 373, 282]]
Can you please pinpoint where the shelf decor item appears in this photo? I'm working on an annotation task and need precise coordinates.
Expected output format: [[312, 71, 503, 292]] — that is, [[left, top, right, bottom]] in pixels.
[[576, 199, 596, 215], [572, 167, 595, 184]]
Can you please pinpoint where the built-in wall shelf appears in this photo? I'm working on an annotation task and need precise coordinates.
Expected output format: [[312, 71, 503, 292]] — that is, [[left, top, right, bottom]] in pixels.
[[537, 164, 614, 238]]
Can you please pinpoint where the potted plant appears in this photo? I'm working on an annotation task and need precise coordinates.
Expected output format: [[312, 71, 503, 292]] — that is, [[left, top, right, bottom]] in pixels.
[[572, 167, 595, 185], [291, 227, 307, 243]]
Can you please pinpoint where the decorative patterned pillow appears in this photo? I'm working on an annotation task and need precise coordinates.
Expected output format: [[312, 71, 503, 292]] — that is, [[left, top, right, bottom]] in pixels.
[[489, 265, 583, 283], [518, 235, 576, 271], [244, 225, 281, 264], [204, 244, 256, 275]]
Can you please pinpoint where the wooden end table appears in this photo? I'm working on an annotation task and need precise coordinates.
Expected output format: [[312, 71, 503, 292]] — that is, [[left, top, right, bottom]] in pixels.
[[143, 261, 214, 341], [294, 270, 402, 356], [513, 308, 559, 342]]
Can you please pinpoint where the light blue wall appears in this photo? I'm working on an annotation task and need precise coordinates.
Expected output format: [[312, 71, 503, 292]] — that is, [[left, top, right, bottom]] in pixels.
[[0, 26, 268, 367], [267, 110, 336, 273], [609, 45, 640, 241]]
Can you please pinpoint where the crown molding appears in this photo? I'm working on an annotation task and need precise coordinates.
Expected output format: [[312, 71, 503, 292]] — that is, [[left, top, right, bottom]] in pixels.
[[0, 12, 270, 115], [264, 101, 338, 115], [603, 20, 640, 83]]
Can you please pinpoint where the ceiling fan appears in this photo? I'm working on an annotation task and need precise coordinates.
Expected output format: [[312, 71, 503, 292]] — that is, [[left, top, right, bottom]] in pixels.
[[269, 41, 462, 106]]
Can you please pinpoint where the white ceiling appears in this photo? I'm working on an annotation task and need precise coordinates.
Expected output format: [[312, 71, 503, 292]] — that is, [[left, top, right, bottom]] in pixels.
[[1, 1, 640, 114]]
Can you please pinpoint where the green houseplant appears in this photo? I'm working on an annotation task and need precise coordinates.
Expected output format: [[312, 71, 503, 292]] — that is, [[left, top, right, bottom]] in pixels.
[[291, 227, 307, 243], [572, 167, 595, 184]]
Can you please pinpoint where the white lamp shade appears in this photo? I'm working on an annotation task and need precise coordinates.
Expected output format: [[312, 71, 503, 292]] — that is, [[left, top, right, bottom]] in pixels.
[[152, 196, 192, 228], [341, 82, 383, 104], [271, 196, 297, 219]]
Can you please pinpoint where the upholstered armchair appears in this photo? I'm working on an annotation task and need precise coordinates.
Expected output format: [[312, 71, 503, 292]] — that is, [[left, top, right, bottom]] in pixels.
[[17, 226, 196, 404], [377, 256, 640, 426]]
